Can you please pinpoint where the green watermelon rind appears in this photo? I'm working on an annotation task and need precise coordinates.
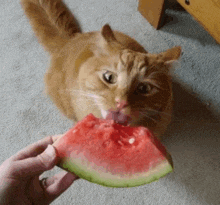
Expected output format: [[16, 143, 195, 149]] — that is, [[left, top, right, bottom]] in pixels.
[[60, 155, 173, 188]]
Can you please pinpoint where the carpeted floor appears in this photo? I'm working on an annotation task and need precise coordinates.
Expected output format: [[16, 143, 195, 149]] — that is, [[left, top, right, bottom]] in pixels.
[[0, 0, 220, 204]]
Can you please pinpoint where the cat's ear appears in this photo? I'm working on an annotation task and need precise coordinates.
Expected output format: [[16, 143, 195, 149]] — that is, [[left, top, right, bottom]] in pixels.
[[160, 46, 182, 67], [91, 24, 118, 57], [101, 24, 117, 42]]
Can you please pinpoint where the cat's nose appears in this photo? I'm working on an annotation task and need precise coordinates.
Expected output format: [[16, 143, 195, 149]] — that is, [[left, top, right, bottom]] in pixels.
[[116, 99, 128, 109]]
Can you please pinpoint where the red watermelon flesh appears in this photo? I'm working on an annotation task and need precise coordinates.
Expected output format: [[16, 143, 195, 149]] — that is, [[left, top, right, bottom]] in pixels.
[[53, 113, 173, 188]]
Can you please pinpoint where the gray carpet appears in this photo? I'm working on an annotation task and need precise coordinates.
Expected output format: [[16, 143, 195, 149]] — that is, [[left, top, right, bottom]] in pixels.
[[1, 0, 220, 204]]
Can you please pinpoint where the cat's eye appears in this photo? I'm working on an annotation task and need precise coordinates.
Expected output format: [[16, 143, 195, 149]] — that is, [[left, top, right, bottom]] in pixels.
[[136, 83, 152, 95], [103, 71, 117, 84]]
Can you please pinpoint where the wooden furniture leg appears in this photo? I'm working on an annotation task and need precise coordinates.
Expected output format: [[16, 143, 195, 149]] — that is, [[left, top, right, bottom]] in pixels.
[[138, 0, 166, 29]]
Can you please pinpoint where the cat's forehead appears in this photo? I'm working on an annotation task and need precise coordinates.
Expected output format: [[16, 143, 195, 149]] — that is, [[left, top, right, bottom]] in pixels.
[[116, 50, 149, 78], [110, 50, 147, 88], [119, 50, 148, 70], [116, 50, 164, 76]]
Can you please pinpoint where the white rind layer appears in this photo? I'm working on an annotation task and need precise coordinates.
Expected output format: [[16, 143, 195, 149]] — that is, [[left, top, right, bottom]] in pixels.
[[60, 155, 173, 188]]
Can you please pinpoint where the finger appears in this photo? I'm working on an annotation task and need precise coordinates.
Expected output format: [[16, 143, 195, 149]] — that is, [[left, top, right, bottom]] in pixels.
[[11, 145, 58, 178], [52, 131, 69, 144], [52, 134, 63, 143], [40, 170, 79, 188], [44, 171, 79, 204], [13, 135, 63, 161]]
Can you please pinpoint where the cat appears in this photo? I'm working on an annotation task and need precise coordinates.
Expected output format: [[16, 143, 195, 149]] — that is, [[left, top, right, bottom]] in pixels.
[[20, 0, 181, 138]]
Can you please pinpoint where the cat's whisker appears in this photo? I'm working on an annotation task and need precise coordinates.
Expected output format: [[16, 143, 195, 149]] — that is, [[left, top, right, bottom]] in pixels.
[[67, 91, 103, 101], [68, 97, 100, 106], [59, 90, 105, 108], [149, 111, 171, 119], [138, 109, 164, 121], [139, 112, 159, 123], [56, 86, 104, 104], [139, 112, 168, 130], [70, 90, 104, 100], [140, 107, 172, 118]]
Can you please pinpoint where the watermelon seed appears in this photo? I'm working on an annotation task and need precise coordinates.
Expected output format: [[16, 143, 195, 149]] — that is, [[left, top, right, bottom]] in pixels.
[[103, 140, 111, 148], [118, 140, 124, 146], [129, 138, 135, 144]]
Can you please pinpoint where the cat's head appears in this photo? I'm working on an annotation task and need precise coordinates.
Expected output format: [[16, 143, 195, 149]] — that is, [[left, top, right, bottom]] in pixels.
[[77, 25, 181, 129]]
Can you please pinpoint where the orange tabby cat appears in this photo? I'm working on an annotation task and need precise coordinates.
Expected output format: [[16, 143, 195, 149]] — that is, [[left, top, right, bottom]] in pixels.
[[20, 0, 181, 138]]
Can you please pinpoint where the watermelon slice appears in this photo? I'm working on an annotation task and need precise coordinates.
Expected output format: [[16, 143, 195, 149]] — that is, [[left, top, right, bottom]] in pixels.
[[53, 113, 173, 188]]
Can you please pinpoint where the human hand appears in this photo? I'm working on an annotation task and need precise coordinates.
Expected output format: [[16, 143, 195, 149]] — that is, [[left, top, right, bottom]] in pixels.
[[0, 135, 78, 205]]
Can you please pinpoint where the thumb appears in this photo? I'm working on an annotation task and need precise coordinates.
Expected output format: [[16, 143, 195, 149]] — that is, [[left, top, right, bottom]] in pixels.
[[15, 145, 58, 178], [36, 144, 58, 172]]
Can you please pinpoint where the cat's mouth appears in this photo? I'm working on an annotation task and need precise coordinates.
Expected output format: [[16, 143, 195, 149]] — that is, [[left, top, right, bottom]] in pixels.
[[105, 109, 132, 126]]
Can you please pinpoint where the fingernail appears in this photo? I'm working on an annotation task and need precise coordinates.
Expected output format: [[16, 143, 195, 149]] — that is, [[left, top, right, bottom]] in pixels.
[[44, 144, 56, 159]]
